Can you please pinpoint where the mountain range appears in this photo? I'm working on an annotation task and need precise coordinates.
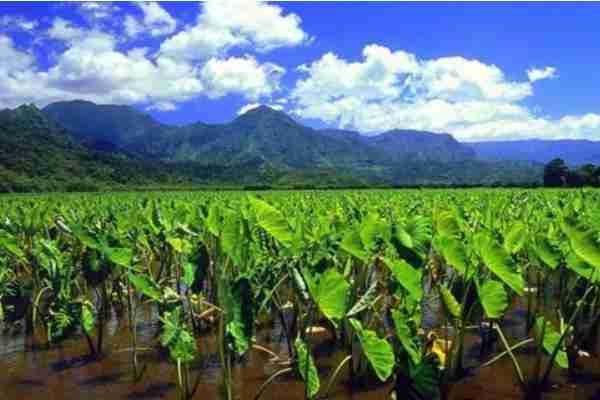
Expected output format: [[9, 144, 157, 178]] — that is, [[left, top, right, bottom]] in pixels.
[[466, 140, 600, 166], [5, 99, 596, 191]]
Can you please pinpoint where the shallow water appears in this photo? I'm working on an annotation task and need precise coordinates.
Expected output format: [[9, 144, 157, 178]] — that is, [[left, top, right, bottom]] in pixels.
[[1, 301, 600, 400]]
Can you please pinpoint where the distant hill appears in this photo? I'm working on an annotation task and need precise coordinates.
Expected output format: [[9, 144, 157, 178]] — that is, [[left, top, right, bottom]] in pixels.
[[0, 100, 546, 191], [467, 140, 600, 166], [42, 101, 478, 168], [367, 129, 476, 163], [0, 104, 193, 191]]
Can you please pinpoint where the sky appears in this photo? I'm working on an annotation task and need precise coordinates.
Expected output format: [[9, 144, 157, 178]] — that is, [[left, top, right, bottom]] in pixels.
[[0, 1, 599, 141]]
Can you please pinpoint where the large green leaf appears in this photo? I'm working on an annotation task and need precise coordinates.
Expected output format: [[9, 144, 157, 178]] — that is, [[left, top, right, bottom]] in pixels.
[[435, 211, 460, 238], [306, 269, 349, 322], [504, 222, 526, 254], [340, 229, 368, 262], [103, 247, 133, 268], [295, 337, 320, 398], [531, 238, 560, 269], [160, 308, 197, 363], [439, 285, 461, 320], [166, 237, 191, 254], [384, 258, 423, 300], [0, 234, 25, 260], [221, 209, 244, 266], [349, 318, 395, 382], [562, 220, 600, 269], [408, 355, 441, 400], [128, 272, 161, 301], [535, 317, 569, 369], [224, 277, 254, 356], [436, 236, 468, 276], [392, 309, 421, 365], [249, 197, 292, 246], [565, 251, 599, 282], [475, 233, 524, 296], [205, 203, 220, 237], [477, 280, 508, 319], [360, 212, 389, 251], [346, 279, 378, 318], [182, 262, 196, 287], [81, 302, 95, 335]]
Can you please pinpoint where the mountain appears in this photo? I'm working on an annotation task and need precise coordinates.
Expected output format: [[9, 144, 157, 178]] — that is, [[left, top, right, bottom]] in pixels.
[[43, 101, 477, 167], [0, 104, 192, 192], [367, 129, 476, 162], [0, 100, 545, 191], [468, 140, 600, 166], [43, 100, 177, 158]]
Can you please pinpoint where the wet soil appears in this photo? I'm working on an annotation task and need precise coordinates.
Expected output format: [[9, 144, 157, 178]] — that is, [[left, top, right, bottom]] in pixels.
[[1, 302, 600, 400]]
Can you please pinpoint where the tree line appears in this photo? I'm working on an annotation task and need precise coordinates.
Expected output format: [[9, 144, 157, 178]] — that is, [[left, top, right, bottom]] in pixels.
[[544, 158, 600, 187]]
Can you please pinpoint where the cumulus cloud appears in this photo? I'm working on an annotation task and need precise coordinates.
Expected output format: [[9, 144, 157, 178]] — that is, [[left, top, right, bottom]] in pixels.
[[527, 66, 557, 82], [146, 101, 177, 112], [237, 102, 284, 115], [48, 17, 87, 43], [125, 2, 177, 38], [160, 0, 310, 61], [0, 15, 38, 32], [200, 56, 285, 99], [290, 45, 600, 141], [79, 2, 120, 21], [0, 1, 298, 110]]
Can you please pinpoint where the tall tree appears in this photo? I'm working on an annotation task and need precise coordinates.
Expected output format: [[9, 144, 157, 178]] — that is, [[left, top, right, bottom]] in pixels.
[[544, 158, 569, 187]]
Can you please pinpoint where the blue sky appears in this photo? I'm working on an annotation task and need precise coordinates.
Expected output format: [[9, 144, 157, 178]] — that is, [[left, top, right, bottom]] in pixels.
[[0, 1, 599, 141]]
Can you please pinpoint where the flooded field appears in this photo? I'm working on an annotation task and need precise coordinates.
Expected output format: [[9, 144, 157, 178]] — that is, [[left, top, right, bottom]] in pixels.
[[2, 190, 600, 400], [2, 298, 599, 400]]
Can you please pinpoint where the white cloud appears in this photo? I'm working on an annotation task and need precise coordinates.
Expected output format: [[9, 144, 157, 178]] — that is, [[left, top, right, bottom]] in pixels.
[[1, 13, 286, 110], [237, 102, 284, 115], [238, 103, 260, 115], [200, 56, 285, 99], [125, 2, 177, 38], [124, 15, 143, 38], [79, 2, 119, 21], [146, 101, 177, 112], [48, 17, 87, 43], [160, 0, 310, 61], [291, 45, 600, 141], [0, 15, 38, 32], [527, 66, 557, 82]]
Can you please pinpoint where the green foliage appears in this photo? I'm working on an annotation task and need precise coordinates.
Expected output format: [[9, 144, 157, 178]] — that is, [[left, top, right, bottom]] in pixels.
[[305, 268, 350, 323], [475, 232, 525, 295], [294, 337, 320, 398], [384, 258, 423, 300], [477, 280, 508, 319], [160, 307, 197, 363], [535, 317, 569, 369], [349, 318, 395, 382], [128, 272, 161, 301]]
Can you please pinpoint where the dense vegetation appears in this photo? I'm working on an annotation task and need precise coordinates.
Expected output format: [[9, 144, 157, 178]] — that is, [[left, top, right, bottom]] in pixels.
[[544, 158, 600, 187], [1, 189, 600, 399], [0, 102, 544, 192]]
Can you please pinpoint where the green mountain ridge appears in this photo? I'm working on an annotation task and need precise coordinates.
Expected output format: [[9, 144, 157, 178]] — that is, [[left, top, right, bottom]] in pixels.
[[0, 101, 544, 192], [0, 104, 191, 191], [42, 101, 477, 167]]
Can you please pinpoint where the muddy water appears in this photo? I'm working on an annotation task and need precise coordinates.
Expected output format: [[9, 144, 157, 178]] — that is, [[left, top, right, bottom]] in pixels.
[[1, 301, 600, 399]]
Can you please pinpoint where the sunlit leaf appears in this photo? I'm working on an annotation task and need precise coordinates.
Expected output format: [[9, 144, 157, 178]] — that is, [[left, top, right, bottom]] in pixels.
[[295, 337, 320, 398], [478, 280, 508, 319], [349, 318, 395, 381]]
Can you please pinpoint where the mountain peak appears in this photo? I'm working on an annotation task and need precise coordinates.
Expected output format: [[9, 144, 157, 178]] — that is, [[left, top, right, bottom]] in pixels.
[[235, 105, 297, 126]]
